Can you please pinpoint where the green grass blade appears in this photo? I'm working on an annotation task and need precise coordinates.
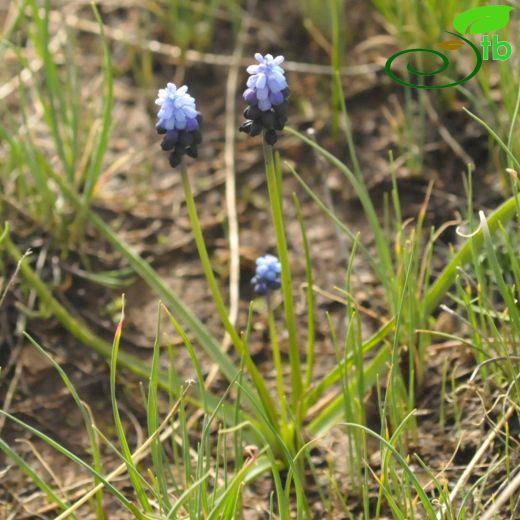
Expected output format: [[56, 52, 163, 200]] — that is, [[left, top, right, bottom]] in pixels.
[[109, 299, 152, 512], [147, 304, 171, 512], [462, 107, 520, 173], [293, 194, 317, 390], [425, 193, 520, 316], [308, 343, 390, 436], [82, 4, 113, 205], [305, 318, 395, 408], [0, 235, 224, 416], [165, 471, 212, 519], [286, 161, 382, 279], [207, 458, 257, 520], [479, 211, 520, 353]]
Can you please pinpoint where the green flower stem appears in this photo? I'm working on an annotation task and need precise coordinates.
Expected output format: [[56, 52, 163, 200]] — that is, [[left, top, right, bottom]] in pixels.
[[263, 141, 303, 413], [180, 163, 278, 427], [267, 298, 289, 428]]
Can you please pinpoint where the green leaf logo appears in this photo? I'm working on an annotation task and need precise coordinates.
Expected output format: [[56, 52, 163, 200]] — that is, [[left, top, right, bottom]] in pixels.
[[453, 5, 513, 34]]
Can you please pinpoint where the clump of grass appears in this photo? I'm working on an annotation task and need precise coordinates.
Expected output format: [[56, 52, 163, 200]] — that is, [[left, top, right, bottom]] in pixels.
[[0, 0, 113, 246]]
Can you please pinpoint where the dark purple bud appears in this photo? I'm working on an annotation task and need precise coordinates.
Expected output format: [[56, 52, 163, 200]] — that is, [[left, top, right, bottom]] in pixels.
[[282, 87, 291, 98], [161, 137, 176, 151], [169, 152, 182, 168], [178, 131, 194, 147], [162, 129, 179, 149], [156, 125, 167, 135], [192, 130, 203, 145], [239, 121, 253, 134], [273, 102, 288, 118], [250, 121, 262, 137], [264, 129, 278, 145], [253, 280, 267, 295], [185, 145, 198, 158], [261, 111, 276, 129], [267, 280, 281, 290], [244, 106, 262, 120], [243, 88, 257, 105], [274, 116, 286, 131]]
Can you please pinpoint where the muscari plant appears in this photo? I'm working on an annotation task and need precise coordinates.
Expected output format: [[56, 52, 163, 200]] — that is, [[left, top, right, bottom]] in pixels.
[[151, 56, 322, 503], [150, 68, 313, 513], [152, 59, 300, 445]]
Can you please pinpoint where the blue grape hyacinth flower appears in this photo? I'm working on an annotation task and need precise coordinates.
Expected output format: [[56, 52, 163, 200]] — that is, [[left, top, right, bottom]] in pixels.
[[155, 83, 202, 167], [240, 53, 290, 145], [244, 54, 288, 111], [251, 254, 282, 295]]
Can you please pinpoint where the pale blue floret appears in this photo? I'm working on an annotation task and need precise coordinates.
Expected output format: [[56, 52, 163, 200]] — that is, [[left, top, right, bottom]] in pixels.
[[252, 254, 282, 295], [155, 83, 199, 131], [244, 54, 288, 111]]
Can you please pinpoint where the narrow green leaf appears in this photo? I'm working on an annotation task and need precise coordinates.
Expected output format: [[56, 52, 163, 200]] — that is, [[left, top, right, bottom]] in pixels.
[[109, 299, 152, 512]]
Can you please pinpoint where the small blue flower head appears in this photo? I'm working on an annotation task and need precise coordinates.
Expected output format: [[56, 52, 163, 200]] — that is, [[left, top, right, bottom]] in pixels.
[[244, 54, 288, 111], [155, 83, 202, 167], [251, 254, 282, 295], [156, 83, 199, 131], [240, 53, 290, 146]]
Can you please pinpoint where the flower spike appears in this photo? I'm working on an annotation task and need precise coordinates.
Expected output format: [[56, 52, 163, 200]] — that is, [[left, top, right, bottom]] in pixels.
[[155, 83, 202, 167], [240, 53, 290, 145], [251, 254, 282, 295]]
